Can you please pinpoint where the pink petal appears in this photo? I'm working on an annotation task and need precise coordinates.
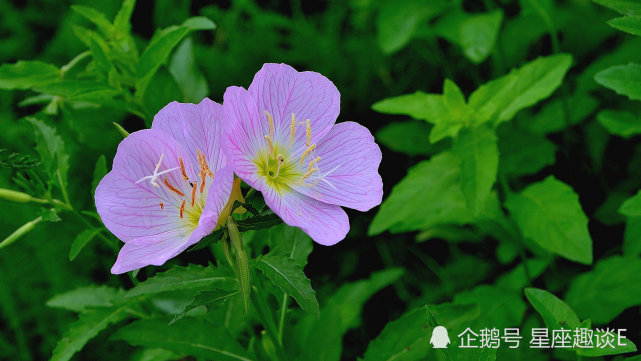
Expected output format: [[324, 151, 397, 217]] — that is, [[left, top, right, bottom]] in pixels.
[[248, 63, 340, 153], [293, 122, 383, 212], [96, 129, 196, 243], [151, 98, 227, 171], [262, 187, 349, 246], [222, 86, 266, 190]]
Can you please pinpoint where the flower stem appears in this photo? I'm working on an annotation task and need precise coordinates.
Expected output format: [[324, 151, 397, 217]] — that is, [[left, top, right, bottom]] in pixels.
[[278, 292, 288, 343]]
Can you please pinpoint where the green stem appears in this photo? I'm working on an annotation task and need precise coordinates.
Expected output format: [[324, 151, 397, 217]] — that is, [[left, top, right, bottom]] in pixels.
[[251, 286, 288, 361], [278, 292, 288, 343], [61, 51, 91, 76]]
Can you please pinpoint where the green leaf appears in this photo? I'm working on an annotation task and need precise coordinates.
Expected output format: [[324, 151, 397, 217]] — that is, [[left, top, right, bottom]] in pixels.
[[169, 38, 208, 103], [452, 126, 499, 214], [524, 288, 581, 330], [369, 152, 471, 235], [566, 256, 641, 324], [498, 125, 557, 177], [50, 304, 130, 361], [255, 254, 319, 316], [33, 80, 119, 100], [0, 61, 60, 90], [72, 26, 113, 75], [47, 286, 123, 313], [459, 10, 503, 64], [71, 5, 114, 37], [619, 189, 641, 216], [623, 216, 641, 257], [135, 16, 215, 98], [171, 289, 239, 325], [141, 67, 182, 123], [68, 228, 101, 261], [576, 326, 637, 357], [228, 219, 251, 314], [376, 120, 444, 156], [126, 264, 236, 298], [609, 16, 641, 36], [360, 307, 430, 361], [595, 63, 641, 101], [256, 223, 313, 267], [92, 155, 107, 195], [505, 176, 593, 264], [26, 117, 70, 194], [469, 54, 573, 124], [372, 91, 447, 122], [527, 94, 600, 135], [593, 0, 641, 16], [598, 110, 641, 138], [376, 0, 449, 54], [112, 318, 251, 361], [453, 285, 526, 328], [113, 0, 136, 38]]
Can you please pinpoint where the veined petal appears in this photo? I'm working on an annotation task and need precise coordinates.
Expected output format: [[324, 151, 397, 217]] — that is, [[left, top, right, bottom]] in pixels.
[[151, 98, 227, 171], [96, 129, 196, 243], [111, 228, 193, 274], [248, 63, 340, 152], [222, 86, 266, 190], [294, 122, 383, 212], [263, 187, 349, 246], [197, 166, 235, 231]]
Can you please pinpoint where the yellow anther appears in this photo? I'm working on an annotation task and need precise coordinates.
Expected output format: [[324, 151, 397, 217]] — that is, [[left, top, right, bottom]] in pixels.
[[305, 119, 311, 146], [300, 167, 319, 183], [290, 113, 296, 145], [300, 143, 316, 165], [307, 156, 321, 172], [265, 110, 274, 138], [274, 154, 284, 177], [265, 135, 276, 156]]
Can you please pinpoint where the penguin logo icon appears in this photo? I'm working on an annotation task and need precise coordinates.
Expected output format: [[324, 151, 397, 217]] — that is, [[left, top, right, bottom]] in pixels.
[[430, 326, 450, 349]]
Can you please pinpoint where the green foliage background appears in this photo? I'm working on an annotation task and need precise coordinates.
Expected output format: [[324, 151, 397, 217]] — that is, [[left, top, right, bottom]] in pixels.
[[2, 0, 641, 360]]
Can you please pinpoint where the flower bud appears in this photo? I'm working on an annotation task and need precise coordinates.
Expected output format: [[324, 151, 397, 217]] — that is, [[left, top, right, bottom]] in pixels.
[[0, 216, 42, 250], [0, 188, 33, 203]]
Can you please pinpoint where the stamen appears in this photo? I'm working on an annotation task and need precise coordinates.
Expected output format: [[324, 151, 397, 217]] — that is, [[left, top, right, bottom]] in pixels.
[[290, 113, 296, 145], [265, 110, 274, 138], [159, 202, 164, 210], [179, 157, 188, 180], [300, 167, 319, 183], [180, 200, 185, 218], [197, 150, 214, 178], [307, 156, 321, 172], [305, 119, 311, 146], [300, 144, 316, 165], [164, 178, 185, 197], [265, 135, 276, 156], [200, 177, 206, 193], [191, 180, 197, 207], [274, 154, 284, 177]]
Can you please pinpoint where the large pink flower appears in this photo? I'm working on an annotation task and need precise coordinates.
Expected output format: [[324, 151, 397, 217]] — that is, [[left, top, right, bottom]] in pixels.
[[222, 63, 383, 245], [95, 99, 240, 274]]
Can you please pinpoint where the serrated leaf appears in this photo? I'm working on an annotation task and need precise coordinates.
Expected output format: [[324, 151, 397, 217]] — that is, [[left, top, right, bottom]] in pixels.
[[0, 61, 60, 90], [505, 176, 593, 264], [171, 289, 239, 325], [50, 305, 130, 361], [595, 63, 641, 101], [26, 117, 69, 194], [566, 256, 641, 324], [452, 127, 499, 213], [525, 288, 581, 330], [126, 264, 236, 298], [255, 254, 319, 316], [598, 110, 641, 138], [609, 16, 641, 36], [47, 286, 123, 313], [369, 152, 471, 235], [135, 17, 215, 98], [112, 318, 251, 361], [69, 228, 101, 261]]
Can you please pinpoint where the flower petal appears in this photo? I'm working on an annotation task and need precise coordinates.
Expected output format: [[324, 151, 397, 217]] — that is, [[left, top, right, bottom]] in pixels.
[[293, 121, 383, 212], [197, 166, 235, 231], [95, 129, 196, 242], [248, 63, 340, 151], [222, 86, 265, 190], [151, 98, 227, 171], [262, 187, 349, 246]]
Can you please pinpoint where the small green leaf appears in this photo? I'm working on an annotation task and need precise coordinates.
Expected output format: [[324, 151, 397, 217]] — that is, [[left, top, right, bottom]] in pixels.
[[255, 254, 319, 316], [566, 256, 641, 324], [47, 286, 123, 313], [71, 5, 114, 37], [609, 16, 641, 36], [459, 10, 503, 64], [376, 120, 443, 156], [369, 152, 471, 235], [112, 318, 251, 361], [169, 38, 208, 103], [453, 285, 526, 327], [624, 216, 641, 257], [26, 117, 70, 195], [0, 61, 60, 90], [113, 0, 136, 38], [598, 110, 641, 138], [69, 228, 101, 261], [524, 288, 581, 330], [593, 0, 641, 16], [126, 264, 237, 298], [619, 189, 641, 217], [72, 26, 113, 75], [576, 329, 637, 356], [372, 91, 447, 122], [452, 126, 499, 214], [505, 176, 593, 264], [171, 289, 239, 325], [51, 304, 130, 361], [595, 63, 641, 101]]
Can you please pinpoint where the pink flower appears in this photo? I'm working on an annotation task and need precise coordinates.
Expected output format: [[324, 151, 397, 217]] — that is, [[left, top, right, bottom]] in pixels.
[[95, 99, 242, 274], [222, 63, 383, 245]]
